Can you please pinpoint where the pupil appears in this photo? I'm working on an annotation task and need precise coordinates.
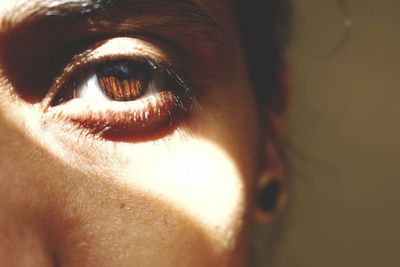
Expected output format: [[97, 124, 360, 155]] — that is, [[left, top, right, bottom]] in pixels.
[[96, 61, 150, 101]]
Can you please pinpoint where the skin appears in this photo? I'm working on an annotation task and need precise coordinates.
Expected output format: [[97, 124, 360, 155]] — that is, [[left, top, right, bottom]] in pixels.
[[0, 0, 285, 266]]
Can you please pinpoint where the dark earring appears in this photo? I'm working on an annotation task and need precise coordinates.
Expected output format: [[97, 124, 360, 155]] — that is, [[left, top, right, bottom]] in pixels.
[[255, 173, 286, 222], [257, 179, 281, 213]]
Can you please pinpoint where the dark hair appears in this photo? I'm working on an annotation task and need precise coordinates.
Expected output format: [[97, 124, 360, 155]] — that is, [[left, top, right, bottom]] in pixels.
[[234, 0, 292, 114]]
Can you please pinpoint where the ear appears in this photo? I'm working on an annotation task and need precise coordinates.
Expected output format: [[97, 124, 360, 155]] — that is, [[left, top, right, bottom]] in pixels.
[[254, 67, 291, 223]]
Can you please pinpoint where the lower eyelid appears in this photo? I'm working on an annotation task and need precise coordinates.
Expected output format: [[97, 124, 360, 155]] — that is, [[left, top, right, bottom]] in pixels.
[[44, 92, 182, 139]]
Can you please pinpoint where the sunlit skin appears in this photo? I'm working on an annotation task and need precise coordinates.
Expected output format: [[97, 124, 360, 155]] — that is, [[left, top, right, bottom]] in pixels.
[[0, 1, 285, 266]]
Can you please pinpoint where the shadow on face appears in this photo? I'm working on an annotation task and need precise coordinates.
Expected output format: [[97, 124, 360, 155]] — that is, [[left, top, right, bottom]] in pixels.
[[0, 1, 264, 266]]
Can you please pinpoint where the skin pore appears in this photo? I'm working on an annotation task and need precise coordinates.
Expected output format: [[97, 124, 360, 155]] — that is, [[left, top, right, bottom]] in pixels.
[[0, 0, 282, 266]]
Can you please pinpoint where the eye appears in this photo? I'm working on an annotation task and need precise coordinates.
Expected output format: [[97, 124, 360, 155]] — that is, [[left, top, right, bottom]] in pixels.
[[54, 59, 172, 104], [44, 38, 195, 140]]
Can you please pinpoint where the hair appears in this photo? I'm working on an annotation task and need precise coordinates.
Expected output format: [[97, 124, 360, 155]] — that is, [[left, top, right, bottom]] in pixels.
[[234, 0, 292, 114]]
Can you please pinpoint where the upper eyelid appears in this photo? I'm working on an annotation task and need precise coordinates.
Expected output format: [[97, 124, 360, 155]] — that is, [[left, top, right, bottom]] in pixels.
[[41, 37, 184, 110]]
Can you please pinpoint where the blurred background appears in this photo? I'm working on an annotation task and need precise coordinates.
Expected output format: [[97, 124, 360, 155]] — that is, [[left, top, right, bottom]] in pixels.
[[252, 0, 400, 266]]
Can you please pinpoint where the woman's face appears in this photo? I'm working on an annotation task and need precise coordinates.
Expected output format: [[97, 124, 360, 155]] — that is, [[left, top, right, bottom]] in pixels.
[[0, 1, 263, 266]]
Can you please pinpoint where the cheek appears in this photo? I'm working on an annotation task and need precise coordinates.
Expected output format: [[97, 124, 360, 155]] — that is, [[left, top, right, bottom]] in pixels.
[[0, 134, 252, 266]]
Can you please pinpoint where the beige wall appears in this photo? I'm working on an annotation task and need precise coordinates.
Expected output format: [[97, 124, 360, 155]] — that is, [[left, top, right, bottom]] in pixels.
[[252, 1, 400, 266]]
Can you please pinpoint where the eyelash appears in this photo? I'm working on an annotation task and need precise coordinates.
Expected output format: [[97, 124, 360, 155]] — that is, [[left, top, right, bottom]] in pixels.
[[44, 38, 197, 140]]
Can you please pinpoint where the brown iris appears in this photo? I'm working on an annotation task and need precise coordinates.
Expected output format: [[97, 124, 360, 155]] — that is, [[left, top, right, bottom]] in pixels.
[[96, 61, 150, 101]]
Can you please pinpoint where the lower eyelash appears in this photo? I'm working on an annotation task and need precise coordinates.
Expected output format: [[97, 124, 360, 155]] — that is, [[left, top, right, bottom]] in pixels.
[[46, 91, 189, 141]]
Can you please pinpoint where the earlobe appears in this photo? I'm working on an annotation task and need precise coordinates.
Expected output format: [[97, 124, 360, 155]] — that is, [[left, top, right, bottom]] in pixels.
[[255, 113, 288, 222]]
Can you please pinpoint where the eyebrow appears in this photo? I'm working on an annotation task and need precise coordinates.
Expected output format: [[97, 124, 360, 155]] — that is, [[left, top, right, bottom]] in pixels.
[[0, 0, 218, 34]]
